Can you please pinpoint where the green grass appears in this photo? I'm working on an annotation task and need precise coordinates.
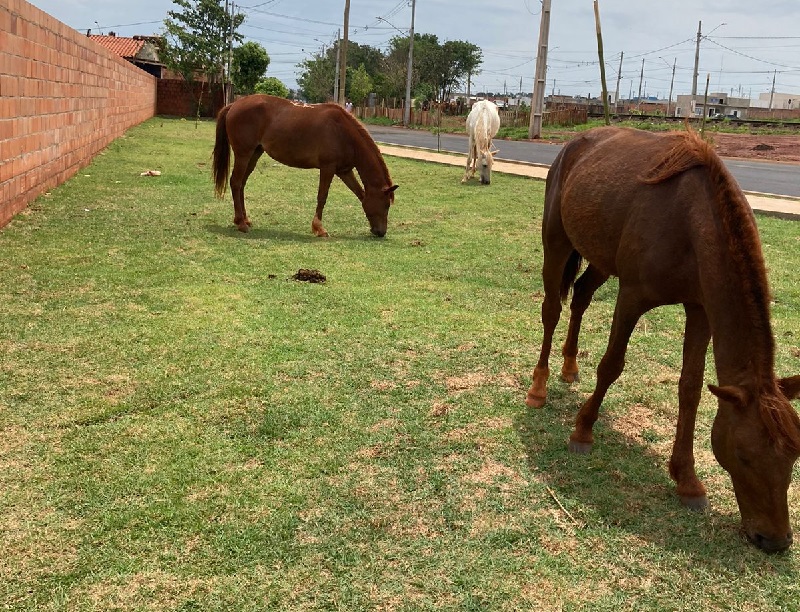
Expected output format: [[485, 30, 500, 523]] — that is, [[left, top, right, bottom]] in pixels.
[[2, 117, 800, 610]]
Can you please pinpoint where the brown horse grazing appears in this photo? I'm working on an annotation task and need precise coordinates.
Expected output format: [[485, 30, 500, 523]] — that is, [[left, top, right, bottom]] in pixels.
[[526, 126, 800, 552], [212, 94, 398, 236]]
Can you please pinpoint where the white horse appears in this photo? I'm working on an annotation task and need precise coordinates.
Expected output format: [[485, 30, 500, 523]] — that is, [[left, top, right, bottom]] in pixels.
[[462, 100, 501, 185]]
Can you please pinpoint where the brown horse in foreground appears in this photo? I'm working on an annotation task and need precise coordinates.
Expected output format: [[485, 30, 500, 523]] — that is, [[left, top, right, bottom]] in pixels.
[[526, 126, 800, 552], [212, 95, 398, 236]]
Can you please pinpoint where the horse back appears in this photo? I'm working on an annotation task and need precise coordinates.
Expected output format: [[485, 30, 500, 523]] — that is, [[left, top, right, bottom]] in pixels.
[[546, 127, 721, 299], [224, 95, 354, 170]]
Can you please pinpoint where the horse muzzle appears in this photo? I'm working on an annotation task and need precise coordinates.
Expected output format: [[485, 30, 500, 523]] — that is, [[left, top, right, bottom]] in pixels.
[[748, 528, 793, 553], [370, 227, 386, 238]]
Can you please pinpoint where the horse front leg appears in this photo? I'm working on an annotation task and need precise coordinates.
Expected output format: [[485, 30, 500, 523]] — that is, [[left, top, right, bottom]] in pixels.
[[669, 303, 711, 510], [338, 169, 365, 202], [569, 287, 645, 453], [312, 167, 335, 237], [462, 141, 475, 183], [561, 264, 608, 383]]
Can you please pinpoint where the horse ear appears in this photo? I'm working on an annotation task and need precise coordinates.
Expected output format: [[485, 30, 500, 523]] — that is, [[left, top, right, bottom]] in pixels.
[[778, 376, 800, 400], [708, 384, 750, 408], [384, 184, 399, 194], [491, 150, 499, 157]]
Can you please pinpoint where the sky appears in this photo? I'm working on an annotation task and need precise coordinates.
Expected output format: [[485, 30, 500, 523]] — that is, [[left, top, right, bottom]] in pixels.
[[29, 0, 800, 101]]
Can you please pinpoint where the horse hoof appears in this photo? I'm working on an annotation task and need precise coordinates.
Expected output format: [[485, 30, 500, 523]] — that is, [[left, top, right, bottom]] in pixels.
[[680, 495, 709, 511], [568, 440, 592, 454], [560, 372, 580, 384], [525, 393, 546, 409], [236, 224, 250, 233]]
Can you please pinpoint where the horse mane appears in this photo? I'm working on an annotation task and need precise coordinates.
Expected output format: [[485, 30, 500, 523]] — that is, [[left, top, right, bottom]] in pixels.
[[644, 130, 800, 451], [333, 105, 393, 185]]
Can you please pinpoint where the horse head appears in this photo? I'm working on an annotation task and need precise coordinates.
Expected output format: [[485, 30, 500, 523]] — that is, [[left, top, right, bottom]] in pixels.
[[709, 376, 800, 552], [362, 184, 398, 237], [478, 146, 499, 185], [478, 149, 496, 185]]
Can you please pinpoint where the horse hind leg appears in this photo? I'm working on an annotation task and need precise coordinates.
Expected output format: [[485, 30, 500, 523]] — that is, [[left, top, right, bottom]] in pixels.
[[569, 286, 645, 454], [526, 245, 578, 409], [561, 264, 608, 383], [229, 147, 263, 232], [669, 303, 711, 509]]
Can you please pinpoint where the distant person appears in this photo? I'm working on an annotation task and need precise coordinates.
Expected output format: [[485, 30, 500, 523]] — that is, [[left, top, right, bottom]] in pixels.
[[345, 100, 353, 114]]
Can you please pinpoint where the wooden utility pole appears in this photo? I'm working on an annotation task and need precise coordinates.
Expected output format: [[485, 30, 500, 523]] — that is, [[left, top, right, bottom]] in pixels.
[[528, 0, 551, 139], [225, 0, 234, 104], [701, 72, 710, 137], [666, 57, 676, 117], [691, 20, 702, 112], [593, 1, 610, 125], [636, 58, 644, 109], [338, 0, 350, 106], [768, 69, 776, 110], [613, 51, 623, 113], [333, 29, 341, 102], [403, 0, 416, 126]]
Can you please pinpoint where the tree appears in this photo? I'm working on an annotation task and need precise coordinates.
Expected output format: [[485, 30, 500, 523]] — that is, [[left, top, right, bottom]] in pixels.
[[232, 41, 270, 95], [297, 52, 337, 103], [255, 77, 289, 98], [347, 64, 373, 106], [437, 40, 482, 101], [160, 0, 244, 117]]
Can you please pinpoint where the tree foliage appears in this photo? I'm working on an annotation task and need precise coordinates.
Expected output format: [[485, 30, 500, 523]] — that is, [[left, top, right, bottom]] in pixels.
[[255, 77, 289, 98], [160, 0, 244, 87], [232, 41, 270, 95], [347, 64, 373, 105], [296, 33, 483, 105]]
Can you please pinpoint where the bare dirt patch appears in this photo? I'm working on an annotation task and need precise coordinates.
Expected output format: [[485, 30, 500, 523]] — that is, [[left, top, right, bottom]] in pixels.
[[709, 133, 800, 163]]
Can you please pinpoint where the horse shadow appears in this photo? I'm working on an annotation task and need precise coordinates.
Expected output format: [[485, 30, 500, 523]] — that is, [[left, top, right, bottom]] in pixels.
[[204, 224, 381, 244], [513, 385, 798, 570]]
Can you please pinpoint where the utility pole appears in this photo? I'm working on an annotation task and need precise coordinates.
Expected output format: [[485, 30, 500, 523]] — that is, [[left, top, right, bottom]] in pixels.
[[338, 0, 350, 106], [593, 1, 610, 125], [528, 0, 551, 139], [691, 20, 702, 112], [225, 0, 233, 104], [403, 0, 416, 126], [614, 51, 623, 113], [333, 29, 341, 102], [768, 69, 776, 110], [667, 57, 676, 117], [637, 58, 644, 108]]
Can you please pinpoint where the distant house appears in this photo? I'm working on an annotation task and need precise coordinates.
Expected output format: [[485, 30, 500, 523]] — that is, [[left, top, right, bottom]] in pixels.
[[88, 32, 164, 78], [674, 92, 751, 119]]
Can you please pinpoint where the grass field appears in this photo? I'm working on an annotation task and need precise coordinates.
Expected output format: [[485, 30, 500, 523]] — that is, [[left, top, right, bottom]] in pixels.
[[1, 117, 800, 610]]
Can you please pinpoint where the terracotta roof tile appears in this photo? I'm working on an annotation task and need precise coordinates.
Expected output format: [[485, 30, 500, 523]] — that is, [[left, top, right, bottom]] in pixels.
[[89, 35, 145, 59]]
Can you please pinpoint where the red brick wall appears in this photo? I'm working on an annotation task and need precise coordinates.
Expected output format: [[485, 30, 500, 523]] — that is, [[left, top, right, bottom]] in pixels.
[[157, 79, 227, 118], [0, 0, 157, 229]]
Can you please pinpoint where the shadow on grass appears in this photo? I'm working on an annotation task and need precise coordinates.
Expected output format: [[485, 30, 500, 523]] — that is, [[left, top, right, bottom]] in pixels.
[[204, 223, 385, 243], [513, 380, 798, 569]]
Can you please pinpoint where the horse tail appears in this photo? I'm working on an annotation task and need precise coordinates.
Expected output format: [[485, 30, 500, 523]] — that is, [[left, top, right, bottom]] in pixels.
[[212, 104, 232, 198], [560, 250, 583, 303]]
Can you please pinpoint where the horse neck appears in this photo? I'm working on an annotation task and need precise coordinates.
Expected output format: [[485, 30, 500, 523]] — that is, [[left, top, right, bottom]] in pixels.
[[349, 124, 391, 188], [698, 170, 776, 387]]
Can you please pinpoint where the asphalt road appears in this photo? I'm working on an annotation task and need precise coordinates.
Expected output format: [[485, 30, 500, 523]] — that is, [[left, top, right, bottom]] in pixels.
[[366, 125, 800, 198]]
